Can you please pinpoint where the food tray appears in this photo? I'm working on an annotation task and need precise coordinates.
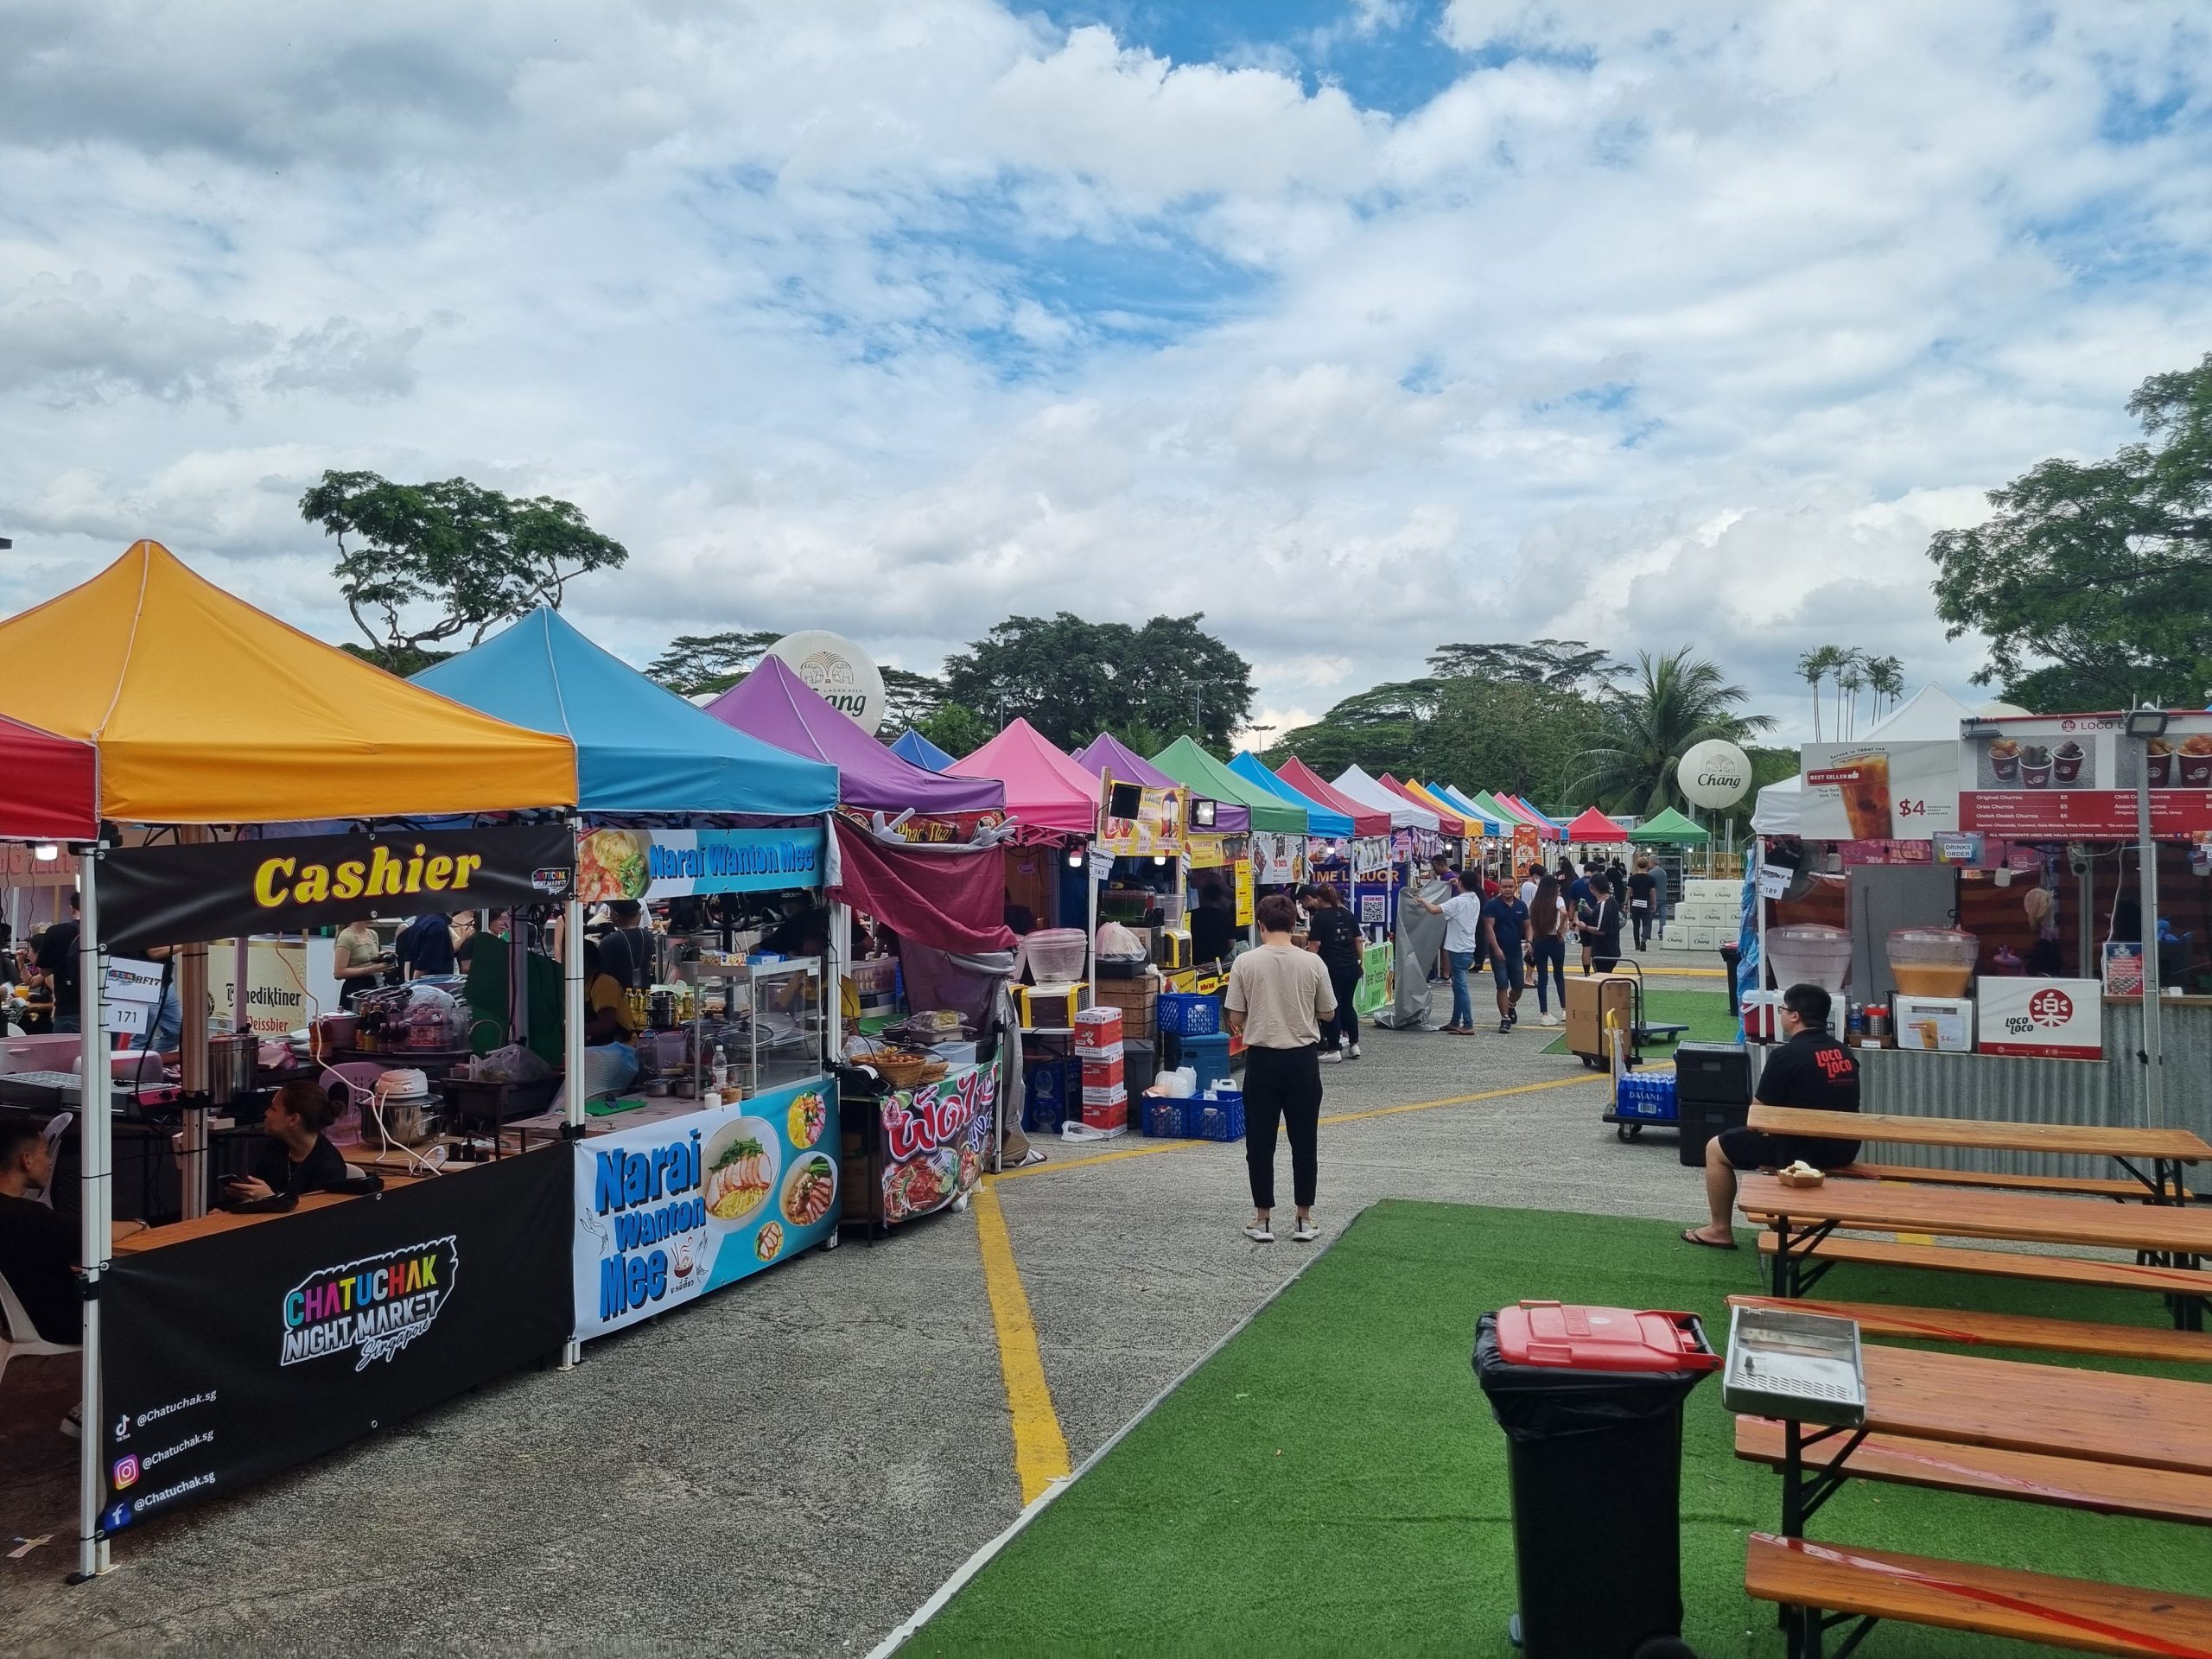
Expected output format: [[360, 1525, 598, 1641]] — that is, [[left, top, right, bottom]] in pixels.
[[1723, 1305, 1866, 1427]]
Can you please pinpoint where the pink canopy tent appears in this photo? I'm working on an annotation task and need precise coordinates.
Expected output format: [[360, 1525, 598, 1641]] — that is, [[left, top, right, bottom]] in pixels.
[[1565, 806, 1629, 842], [1274, 756, 1390, 837], [1499, 794, 1563, 840], [1382, 774, 1464, 836], [950, 719, 1100, 839]]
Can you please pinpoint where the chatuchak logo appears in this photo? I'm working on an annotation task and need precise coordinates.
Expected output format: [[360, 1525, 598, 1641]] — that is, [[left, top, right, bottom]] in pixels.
[[281, 1236, 459, 1372]]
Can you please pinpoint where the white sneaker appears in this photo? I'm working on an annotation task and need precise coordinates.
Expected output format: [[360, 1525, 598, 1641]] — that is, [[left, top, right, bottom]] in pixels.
[[1541, 1014, 1562, 1027], [1292, 1217, 1319, 1243], [1319, 1049, 1344, 1064], [1347, 1043, 1362, 1059], [1243, 1222, 1275, 1243]]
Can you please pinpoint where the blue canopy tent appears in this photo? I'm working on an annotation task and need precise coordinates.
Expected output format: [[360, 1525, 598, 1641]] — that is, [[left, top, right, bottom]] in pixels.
[[1430, 782, 1503, 836], [890, 728, 957, 772], [414, 608, 840, 814], [1228, 751, 1351, 837]]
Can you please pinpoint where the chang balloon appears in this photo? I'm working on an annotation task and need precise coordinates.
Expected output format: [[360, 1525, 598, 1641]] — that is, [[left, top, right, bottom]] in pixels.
[[1677, 740, 1751, 809], [766, 631, 886, 734]]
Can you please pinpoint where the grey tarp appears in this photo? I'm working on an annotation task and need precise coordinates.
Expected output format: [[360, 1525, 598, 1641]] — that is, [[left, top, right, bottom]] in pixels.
[[1372, 876, 1450, 1029]]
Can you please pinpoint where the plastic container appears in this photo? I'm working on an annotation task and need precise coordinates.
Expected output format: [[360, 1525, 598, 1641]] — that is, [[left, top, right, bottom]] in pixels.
[[1142, 1096, 1186, 1138], [1157, 991, 1222, 1037], [1473, 1303, 1718, 1658], [1179, 1031, 1233, 1095], [1765, 923, 1853, 997], [1023, 927, 1089, 982], [1886, 926, 1978, 997]]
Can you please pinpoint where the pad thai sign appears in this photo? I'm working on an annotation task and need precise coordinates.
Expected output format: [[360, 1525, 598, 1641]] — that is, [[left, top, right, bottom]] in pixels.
[[880, 1062, 996, 1227], [575, 825, 825, 902], [100, 825, 574, 956], [572, 1076, 840, 1341]]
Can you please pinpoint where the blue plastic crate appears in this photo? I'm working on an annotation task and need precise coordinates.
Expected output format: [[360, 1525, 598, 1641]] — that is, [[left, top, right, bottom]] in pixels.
[[1143, 1097, 1186, 1138], [1190, 1091, 1245, 1141], [1613, 1072, 1679, 1122], [1024, 1057, 1080, 1131], [1158, 992, 1222, 1036]]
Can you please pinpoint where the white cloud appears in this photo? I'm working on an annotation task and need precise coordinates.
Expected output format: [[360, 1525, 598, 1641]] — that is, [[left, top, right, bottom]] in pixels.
[[2, 1, 2208, 749]]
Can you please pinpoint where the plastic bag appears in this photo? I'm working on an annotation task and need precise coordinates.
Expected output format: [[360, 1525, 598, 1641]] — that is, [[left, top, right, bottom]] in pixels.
[[1096, 920, 1147, 960], [474, 1042, 553, 1084]]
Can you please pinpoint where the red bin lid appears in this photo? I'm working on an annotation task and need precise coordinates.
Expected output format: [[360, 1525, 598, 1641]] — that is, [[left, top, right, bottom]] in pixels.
[[1493, 1301, 1719, 1372]]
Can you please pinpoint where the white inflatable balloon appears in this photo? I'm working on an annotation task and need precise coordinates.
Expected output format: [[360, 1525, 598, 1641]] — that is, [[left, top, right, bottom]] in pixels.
[[1676, 740, 1752, 809], [767, 630, 886, 734]]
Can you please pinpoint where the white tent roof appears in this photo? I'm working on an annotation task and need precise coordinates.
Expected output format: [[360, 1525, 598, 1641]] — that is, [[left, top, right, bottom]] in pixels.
[[1751, 683, 1974, 837], [1331, 764, 1440, 830]]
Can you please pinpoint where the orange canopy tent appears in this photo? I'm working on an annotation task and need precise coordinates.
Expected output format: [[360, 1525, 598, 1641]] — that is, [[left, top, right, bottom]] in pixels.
[[0, 541, 575, 823]]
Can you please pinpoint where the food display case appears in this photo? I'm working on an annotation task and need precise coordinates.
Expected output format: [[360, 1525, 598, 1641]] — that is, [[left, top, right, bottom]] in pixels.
[[673, 953, 827, 1100]]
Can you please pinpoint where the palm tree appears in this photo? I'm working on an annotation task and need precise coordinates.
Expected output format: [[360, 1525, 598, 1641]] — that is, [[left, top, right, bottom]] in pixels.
[[1836, 656, 1866, 740], [1564, 647, 1777, 816], [1866, 654, 1905, 723], [1795, 647, 1834, 741]]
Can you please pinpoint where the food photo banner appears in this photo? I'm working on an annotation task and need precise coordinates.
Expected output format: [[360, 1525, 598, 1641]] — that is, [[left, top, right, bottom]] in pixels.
[[576, 825, 826, 903], [1959, 711, 2212, 839], [98, 1147, 571, 1536], [1097, 779, 1185, 858], [573, 1077, 839, 1341], [1800, 741, 1960, 841], [880, 1062, 996, 1227], [101, 823, 575, 955], [1250, 831, 1306, 886]]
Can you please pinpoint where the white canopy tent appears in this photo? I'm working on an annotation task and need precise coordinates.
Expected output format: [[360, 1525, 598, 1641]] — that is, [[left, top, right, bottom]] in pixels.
[[1330, 764, 1440, 831], [1750, 683, 1976, 837]]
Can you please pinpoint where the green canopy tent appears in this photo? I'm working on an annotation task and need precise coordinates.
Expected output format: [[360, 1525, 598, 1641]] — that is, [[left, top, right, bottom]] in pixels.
[[1626, 805, 1709, 845], [1150, 736, 1308, 835]]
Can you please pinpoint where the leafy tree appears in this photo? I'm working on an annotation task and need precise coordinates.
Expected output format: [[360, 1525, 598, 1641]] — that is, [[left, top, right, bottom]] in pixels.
[[1930, 353, 2212, 709], [941, 612, 1255, 750], [1864, 653, 1905, 723], [1270, 678, 1445, 777], [1427, 639, 1621, 690], [883, 667, 947, 732], [645, 629, 780, 697], [300, 470, 627, 672], [1795, 645, 1839, 741], [1564, 647, 1775, 816], [914, 700, 993, 761]]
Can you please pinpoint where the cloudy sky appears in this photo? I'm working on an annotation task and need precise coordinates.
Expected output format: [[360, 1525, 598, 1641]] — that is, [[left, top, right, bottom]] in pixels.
[[3, 0, 2208, 743]]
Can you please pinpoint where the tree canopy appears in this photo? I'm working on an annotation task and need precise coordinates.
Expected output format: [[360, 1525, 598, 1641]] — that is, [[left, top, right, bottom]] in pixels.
[[1930, 353, 2212, 710], [645, 629, 780, 697], [1564, 647, 1774, 816], [300, 470, 627, 674], [941, 611, 1255, 751]]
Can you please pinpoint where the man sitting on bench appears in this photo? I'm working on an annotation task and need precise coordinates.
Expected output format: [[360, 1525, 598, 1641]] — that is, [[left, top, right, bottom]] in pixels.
[[1685, 982, 1859, 1249]]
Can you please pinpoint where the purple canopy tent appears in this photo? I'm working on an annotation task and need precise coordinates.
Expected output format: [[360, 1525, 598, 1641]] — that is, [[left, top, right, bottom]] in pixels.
[[1073, 732, 1249, 833], [706, 657, 1004, 817]]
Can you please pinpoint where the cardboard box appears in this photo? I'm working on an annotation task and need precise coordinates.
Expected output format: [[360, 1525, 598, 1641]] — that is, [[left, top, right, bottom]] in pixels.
[[1978, 977, 2101, 1060], [1074, 1007, 1124, 1052], [1079, 1087, 1128, 1119], [1892, 995, 1974, 1052], [1565, 973, 1637, 1064], [1080, 1055, 1125, 1090]]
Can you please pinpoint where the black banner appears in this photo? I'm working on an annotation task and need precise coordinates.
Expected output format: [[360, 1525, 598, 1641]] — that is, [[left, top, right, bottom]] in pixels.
[[97, 1146, 571, 1535], [101, 823, 574, 953]]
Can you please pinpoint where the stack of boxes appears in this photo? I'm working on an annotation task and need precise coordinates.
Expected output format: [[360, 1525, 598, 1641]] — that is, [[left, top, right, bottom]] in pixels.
[[1662, 878, 1743, 952], [1074, 1007, 1128, 1133]]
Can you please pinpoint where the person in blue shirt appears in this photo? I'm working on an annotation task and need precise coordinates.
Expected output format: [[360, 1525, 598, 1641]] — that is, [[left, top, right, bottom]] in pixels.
[[1480, 887, 1529, 1033]]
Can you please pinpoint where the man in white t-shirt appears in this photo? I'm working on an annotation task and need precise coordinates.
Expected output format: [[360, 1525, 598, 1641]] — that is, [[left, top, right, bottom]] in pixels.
[[1517, 862, 1541, 908], [1225, 893, 1338, 1244], [1415, 871, 1489, 1034]]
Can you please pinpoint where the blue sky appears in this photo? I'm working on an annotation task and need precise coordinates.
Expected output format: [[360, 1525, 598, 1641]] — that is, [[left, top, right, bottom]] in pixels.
[[2, 0, 2209, 741]]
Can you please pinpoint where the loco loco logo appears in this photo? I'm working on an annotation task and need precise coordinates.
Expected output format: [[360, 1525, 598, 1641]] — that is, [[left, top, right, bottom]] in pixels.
[[280, 1236, 459, 1371], [2028, 987, 2075, 1028]]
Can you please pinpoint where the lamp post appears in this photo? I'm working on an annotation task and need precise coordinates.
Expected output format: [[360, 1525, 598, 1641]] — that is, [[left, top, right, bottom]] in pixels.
[[2124, 705, 2169, 1128]]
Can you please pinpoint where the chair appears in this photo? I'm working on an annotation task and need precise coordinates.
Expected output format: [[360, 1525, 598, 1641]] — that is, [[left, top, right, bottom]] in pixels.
[[34, 1110, 71, 1208], [0, 1266, 79, 1388]]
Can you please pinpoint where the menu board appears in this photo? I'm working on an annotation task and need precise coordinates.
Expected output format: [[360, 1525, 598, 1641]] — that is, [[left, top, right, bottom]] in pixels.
[[1801, 741, 1959, 841], [1959, 711, 2212, 839], [1098, 779, 1185, 858]]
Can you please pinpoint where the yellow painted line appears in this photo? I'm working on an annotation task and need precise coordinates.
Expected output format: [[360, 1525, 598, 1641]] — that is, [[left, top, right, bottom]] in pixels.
[[1896, 1233, 1937, 1246], [995, 1071, 1613, 1181], [970, 1179, 1071, 1504]]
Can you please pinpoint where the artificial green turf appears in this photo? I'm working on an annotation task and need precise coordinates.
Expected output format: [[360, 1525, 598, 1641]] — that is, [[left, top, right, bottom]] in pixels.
[[914, 1200, 2212, 1658], [1540, 985, 1739, 1055]]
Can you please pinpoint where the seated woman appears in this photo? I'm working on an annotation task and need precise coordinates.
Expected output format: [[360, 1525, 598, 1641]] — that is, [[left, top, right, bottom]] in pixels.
[[551, 939, 642, 1110], [220, 1079, 354, 1211]]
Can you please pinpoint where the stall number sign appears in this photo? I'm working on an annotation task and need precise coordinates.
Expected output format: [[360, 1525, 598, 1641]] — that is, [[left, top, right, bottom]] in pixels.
[[1978, 978, 2101, 1061], [101, 958, 166, 1038]]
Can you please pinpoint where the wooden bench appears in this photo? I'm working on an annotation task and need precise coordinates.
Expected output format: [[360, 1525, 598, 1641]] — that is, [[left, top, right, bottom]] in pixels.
[[1829, 1162, 2201, 1202], [1726, 1294, 2212, 1364], [1746, 1533, 2212, 1657], [1735, 1416, 2212, 1524], [1754, 1230, 2212, 1299]]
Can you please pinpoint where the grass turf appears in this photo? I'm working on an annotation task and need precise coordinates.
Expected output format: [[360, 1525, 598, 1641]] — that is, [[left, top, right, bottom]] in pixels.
[[912, 1200, 2212, 1658], [1539, 985, 1738, 1056]]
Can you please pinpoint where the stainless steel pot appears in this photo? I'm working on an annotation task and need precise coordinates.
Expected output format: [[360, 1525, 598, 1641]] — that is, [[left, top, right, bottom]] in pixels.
[[207, 1033, 258, 1106]]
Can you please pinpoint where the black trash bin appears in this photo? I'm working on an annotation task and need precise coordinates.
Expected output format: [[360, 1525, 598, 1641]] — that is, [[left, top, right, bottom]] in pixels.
[[1473, 1300, 1719, 1659]]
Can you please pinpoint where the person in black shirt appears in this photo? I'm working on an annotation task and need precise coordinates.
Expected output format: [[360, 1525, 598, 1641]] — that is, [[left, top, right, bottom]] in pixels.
[[1576, 875, 1624, 971], [1685, 982, 1859, 1249], [1299, 883, 1365, 1060], [1188, 882, 1236, 968], [0, 1116, 78, 1346], [220, 1081, 352, 1211], [1627, 860, 1659, 950], [35, 892, 81, 1033]]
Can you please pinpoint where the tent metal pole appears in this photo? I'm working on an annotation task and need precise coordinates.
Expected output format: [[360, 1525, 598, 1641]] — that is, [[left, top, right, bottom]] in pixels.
[[177, 938, 208, 1223], [2136, 766, 2164, 1129], [73, 846, 111, 1581], [232, 933, 249, 1039], [559, 822, 587, 1370]]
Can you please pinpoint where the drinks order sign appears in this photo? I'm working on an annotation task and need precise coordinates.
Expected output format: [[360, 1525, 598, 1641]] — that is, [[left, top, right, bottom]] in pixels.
[[1959, 712, 2212, 839], [1801, 741, 1960, 842]]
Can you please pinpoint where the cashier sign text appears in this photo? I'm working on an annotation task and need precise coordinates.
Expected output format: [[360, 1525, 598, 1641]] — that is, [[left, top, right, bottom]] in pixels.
[[251, 842, 486, 911]]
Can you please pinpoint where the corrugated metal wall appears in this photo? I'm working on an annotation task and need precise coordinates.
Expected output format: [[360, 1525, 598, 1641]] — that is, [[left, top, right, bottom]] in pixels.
[[1859, 999, 2212, 1182]]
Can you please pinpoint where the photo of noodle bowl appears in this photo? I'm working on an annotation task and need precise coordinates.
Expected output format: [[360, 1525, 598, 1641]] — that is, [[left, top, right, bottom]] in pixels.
[[700, 1116, 781, 1225], [577, 828, 652, 901], [782, 1153, 837, 1227], [787, 1090, 828, 1149], [883, 1148, 959, 1223], [754, 1221, 785, 1262]]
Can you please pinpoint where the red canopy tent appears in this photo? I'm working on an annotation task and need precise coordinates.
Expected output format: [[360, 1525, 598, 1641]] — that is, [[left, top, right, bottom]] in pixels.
[[1274, 756, 1390, 837], [1380, 774, 1464, 837], [0, 712, 98, 842], [1565, 806, 1629, 842]]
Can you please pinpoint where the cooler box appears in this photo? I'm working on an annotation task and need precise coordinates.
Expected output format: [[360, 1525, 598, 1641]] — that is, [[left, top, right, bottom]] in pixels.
[[1123, 1038, 1156, 1096], [1565, 974, 1636, 1068], [1018, 982, 1084, 1030], [1674, 1041, 1753, 1168], [1178, 1031, 1233, 1095]]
